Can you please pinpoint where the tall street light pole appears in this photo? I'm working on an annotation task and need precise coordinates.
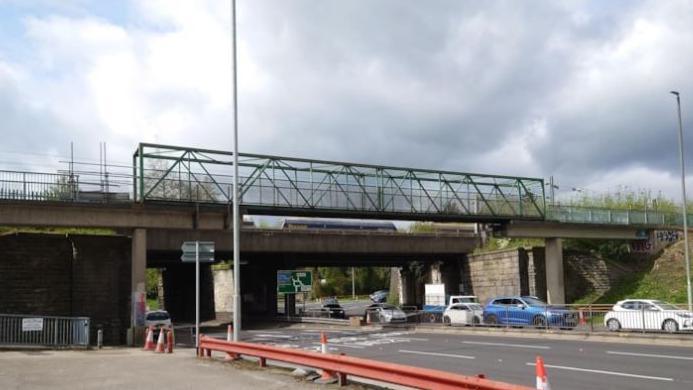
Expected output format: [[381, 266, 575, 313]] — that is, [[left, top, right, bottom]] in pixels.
[[231, 0, 241, 341], [671, 90, 693, 311]]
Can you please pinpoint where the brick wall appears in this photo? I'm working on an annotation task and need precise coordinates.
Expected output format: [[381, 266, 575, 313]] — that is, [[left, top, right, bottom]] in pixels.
[[0, 232, 131, 345]]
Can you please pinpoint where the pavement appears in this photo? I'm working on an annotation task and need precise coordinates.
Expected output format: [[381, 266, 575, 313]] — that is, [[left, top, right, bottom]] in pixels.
[[205, 326, 693, 390], [0, 347, 371, 390]]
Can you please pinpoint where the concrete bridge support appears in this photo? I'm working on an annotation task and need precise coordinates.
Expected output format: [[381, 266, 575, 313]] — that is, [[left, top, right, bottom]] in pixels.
[[545, 238, 565, 304], [130, 228, 147, 340]]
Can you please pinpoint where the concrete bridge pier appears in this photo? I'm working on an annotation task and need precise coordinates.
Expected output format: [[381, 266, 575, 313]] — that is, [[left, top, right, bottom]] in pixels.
[[128, 228, 147, 345], [545, 238, 565, 304]]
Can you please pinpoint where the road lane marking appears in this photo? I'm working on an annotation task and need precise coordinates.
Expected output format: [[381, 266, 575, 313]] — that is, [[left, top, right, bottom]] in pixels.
[[399, 350, 475, 359], [462, 341, 550, 350], [606, 351, 693, 361], [317, 343, 365, 349], [525, 363, 674, 382]]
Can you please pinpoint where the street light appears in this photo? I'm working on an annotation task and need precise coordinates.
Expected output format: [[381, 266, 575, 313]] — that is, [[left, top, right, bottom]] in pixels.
[[231, 0, 241, 341], [671, 90, 693, 311]]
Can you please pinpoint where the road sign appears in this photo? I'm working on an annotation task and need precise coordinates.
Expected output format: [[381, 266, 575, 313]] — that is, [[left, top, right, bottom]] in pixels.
[[181, 241, 215, 262], [277, 270, 312, 294]]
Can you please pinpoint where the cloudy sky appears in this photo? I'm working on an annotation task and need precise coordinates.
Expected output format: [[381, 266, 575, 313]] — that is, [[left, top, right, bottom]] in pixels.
[[2, 0, 693, 200]]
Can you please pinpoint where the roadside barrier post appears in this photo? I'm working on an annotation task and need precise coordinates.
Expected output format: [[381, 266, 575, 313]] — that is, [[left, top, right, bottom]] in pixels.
[[535, 356, 550, 390], [97, 329, 103, 349], [166, 328, 174, 353]]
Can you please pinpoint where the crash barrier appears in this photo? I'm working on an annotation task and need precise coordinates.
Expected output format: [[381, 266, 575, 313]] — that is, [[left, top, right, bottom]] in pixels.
[[0, 313, 89, 348], [403, 303, 693, 335], [143, 326, 174, 353], [300, 308, 346, 319], [198, 335, 533, 390]]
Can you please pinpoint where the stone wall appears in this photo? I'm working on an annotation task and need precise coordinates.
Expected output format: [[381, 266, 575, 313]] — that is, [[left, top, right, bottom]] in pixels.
[[213, 268, 233, 320], [0, 232, 131, 345], [466, 248, 546, 304]]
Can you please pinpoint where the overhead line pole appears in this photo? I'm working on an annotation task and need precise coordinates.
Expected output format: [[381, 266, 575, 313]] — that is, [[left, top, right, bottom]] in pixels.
[[671, 90, 693, 312], [231, 0, 241, 341]]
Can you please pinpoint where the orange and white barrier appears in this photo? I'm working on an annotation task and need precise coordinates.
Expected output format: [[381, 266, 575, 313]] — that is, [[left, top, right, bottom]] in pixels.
[[535, 356, 550, 390], [155, 328, 166, 353], [143, 326, 155, 351]]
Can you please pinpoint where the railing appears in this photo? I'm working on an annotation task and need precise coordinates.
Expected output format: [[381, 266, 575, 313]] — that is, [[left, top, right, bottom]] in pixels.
[[546, 205, 693, 226], [198, 336, 532, 389], [134, 143, 546, 221], [391, 303, 693, 335], [0, 314, 90, 348]]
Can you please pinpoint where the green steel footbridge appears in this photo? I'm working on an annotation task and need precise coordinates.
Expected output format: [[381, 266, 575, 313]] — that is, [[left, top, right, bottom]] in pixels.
[[0, 143, 688, 228]]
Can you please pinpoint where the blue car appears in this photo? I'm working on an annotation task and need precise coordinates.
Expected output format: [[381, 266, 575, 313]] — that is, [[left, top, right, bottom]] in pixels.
[[482, 296, 577, 328]]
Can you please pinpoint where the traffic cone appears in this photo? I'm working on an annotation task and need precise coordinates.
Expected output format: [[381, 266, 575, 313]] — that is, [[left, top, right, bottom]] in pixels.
[[143, 326, 155, 351], [578, 310, 587, 326], [227, 324, 233, 342], [536, 356, 550, 390], [166, 328, 174, 353], [315, 332, 337, 383], [320, 332, 328, 354], [155, 328, 166, 353]]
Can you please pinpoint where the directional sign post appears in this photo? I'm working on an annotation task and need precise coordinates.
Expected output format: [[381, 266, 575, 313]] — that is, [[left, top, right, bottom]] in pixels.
[[277, 270, 312, 294], [181, 241, 215, 348]]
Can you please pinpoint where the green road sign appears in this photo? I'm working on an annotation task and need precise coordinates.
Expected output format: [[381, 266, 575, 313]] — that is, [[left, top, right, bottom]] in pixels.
[[277, 270, 312, 294], [181, 241, 215, 262]]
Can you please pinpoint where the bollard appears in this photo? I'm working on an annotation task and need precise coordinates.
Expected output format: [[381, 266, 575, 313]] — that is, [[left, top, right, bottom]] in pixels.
[[97, 329, 103, 349], [167, 328, 174, 353]]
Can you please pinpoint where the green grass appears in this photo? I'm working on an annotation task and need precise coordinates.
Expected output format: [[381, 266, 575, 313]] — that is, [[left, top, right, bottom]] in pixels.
[[579, 241, 690, 305]]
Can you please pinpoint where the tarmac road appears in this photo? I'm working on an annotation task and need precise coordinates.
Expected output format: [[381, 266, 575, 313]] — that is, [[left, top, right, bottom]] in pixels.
[[211, 327, 693, 390]]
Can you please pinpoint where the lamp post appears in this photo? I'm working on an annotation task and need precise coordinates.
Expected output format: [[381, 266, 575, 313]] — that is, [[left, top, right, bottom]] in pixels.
[[671, 90, 693, 311], [231, 0, 241, 341]]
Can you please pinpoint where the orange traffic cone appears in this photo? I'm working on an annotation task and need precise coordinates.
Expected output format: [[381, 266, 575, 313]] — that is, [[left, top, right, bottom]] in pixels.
[[316, 332, 337, 383], [536, 356, 550, 390], [166, 328, 174, 353], [143, 326, 155, 351], [155, 328, 166, 353], [227, 324, 233, 342], [578, 310, 587, 326]]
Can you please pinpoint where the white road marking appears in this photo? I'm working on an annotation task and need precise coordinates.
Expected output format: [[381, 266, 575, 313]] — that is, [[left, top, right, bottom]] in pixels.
[[252, 334, 293, 339], [462, 341, 550, 350], [317, 343, 365, 349], [399, 350, 475, 359], [525, 363, 674, 382], [607, 351, 693, 361]]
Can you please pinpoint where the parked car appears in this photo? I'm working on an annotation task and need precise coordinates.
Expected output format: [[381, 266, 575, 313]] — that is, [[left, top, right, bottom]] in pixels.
[[443, 303, 483, 326], [369, 289, 389, 303], [483, 296, 577, 328], [364, 303, 407, 323], [322, 301, 346, 319], [145, 310, 172, 327], [604, 299, 693, 333]]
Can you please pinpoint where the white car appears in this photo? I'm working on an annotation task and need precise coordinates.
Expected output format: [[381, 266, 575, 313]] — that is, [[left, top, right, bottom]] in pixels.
[[443, 303, 483, 326], [145, 310, 172, 328], [604, 299, 693, 333]]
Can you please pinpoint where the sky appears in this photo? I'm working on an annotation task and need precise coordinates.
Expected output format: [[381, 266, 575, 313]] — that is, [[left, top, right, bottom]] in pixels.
[[2, 0, 693, 202]]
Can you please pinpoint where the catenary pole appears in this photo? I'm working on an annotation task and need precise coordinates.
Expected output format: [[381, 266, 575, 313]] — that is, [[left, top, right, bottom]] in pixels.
[[671, 91, 693, 312], [231, 0, 241, 341]]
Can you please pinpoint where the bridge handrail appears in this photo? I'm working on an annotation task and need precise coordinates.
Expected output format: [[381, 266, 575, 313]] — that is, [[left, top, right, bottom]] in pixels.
[[198, 336, 532, 390], [546, 204, 691, 227]]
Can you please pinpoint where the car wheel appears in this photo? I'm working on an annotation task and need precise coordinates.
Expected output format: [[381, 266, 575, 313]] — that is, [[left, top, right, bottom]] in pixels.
[[533, 316, 547, 328], [486, 314, 497, 325], [606, 319, 621, 332], [472, 316, 481, 325], [663, 319, 679, 333], [443, 316, 451, 326]]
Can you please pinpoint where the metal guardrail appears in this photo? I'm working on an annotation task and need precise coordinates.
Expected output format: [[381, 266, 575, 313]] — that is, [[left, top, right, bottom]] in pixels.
[[198, 336, 532, 389], [0, 314, 90, 348], [404, 303, 693, 335]]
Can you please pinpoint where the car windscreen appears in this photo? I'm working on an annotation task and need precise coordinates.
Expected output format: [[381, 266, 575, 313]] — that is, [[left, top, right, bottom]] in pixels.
[[521, 297, 547, 306], [146, 312, 170, 321], [380, 304, 397, 310], [468, 304, 482, 311], [323, 304, 342, 309]]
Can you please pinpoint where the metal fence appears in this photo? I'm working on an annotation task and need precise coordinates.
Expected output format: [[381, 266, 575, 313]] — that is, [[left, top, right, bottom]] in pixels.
[[0, 314, 90, 348], [359, 304, 693, 335]]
